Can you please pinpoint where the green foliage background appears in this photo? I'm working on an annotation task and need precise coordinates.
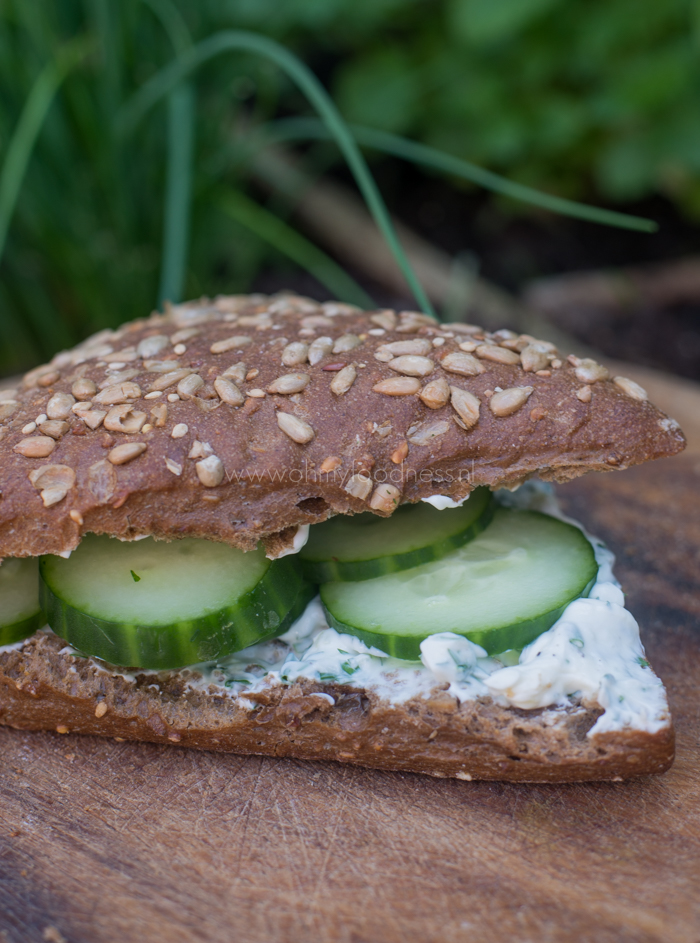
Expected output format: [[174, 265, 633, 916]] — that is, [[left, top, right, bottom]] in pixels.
[[0, 0, 698, 375]]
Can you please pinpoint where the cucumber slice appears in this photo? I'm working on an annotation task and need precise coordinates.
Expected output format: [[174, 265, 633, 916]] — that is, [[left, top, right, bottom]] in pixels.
[[321, 509, 598, 658], [40, 535, 309, 670], [301, 487, 493, 582], [0, 558, 43, 646]]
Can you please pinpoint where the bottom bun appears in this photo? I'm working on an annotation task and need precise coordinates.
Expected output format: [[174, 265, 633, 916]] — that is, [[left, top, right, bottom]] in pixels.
[[0, 632, 674, 783]]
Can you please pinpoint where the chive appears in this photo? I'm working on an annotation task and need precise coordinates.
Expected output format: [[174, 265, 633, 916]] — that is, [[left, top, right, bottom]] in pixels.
[[262, 117, 658, 234], [217, 188, 373, 308], [116, 30, 435, 317], [130, 570, 141, 582]]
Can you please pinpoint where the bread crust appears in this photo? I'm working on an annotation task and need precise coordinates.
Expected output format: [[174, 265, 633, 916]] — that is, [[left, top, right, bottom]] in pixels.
[[0, 632, 674, 783], [0, 294, 685, 558]]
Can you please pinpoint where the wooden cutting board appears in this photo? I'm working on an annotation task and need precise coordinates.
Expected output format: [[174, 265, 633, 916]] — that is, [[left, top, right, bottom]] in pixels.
[[1, 457, 699, 942]]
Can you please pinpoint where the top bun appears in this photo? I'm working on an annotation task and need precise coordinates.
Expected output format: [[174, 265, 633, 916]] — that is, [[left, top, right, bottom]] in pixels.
[[0, 293, 685, 558]]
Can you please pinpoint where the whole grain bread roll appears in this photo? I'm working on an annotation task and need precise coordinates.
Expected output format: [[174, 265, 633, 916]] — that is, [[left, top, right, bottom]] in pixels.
[[0, 631, 674, 783], [0, 293, 685, 558]]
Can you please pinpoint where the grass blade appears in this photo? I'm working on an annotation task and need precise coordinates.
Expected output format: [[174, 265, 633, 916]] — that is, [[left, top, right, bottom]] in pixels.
[[217, 188, 374, 308], [263, 118, 658, 233], [0, 39, 89, 265], [158, 81, 195, 305], [141, 0, 194, 306], [116, 30, 434, 316], [140, 0, 191, 54]]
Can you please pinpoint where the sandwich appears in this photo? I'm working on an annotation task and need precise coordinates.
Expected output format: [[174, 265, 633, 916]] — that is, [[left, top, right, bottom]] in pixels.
[[0, 293, 685, 782]]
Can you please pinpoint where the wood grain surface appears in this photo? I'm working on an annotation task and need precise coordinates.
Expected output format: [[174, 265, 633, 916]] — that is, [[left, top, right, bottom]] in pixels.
[[1, 458, 700, 942]]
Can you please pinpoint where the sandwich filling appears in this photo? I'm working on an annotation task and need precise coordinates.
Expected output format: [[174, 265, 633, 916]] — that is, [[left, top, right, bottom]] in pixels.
[[75, 481, 666, 739]]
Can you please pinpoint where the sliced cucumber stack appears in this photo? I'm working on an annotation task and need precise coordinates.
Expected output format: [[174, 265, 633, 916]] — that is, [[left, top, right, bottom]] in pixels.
[[0, 557, 43, 646], [300, 487, 493, 582], [321, 509, 598, 658], [40, 535, 312, 670]]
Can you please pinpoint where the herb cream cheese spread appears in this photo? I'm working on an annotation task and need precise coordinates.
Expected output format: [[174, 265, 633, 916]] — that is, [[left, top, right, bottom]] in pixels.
[[183, 482, 669, 737]]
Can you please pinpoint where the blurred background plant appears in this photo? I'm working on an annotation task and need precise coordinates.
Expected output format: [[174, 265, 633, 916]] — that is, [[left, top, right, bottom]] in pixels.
[[1, 0, 700, 379]]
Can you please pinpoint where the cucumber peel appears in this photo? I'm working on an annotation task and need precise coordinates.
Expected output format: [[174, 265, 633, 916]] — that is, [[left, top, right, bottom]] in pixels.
[[0, 558, 43, 646], [301, 487, 493, 582], [320, 509, 598, 658], [40, 535, 311, 670]]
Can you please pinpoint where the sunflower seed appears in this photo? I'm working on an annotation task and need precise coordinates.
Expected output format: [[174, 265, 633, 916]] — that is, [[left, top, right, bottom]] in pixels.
[[98, 369, 140, 390], [372, 376, 422, 396], [391, 440, 409, 463], [612, 376, 647, 401], [107, 442, 147, 465], [137, 334, 170, 358], [396, 312, 437, 333], [83, 410, 106, 430], [576, 385, 592, 403], [188, 440, 213, 459], [104, 348, 138, 363], [150, 403, 168, 427], [387, 355, 434, 378], [449, 323, 483, 335], [0, 402, 18, 421], [87, 459, 117, 503], [93, 382, 142, 406], [170, 327, 200, 344], [267, 373, 311, 395], [408, 420, 450, 447], [320, 455, 342, 473], [344, 473, 373, 500], [29, 464, 75, 491], [332, 334, 361, 354], [39, 420, 70, 440], [104, 405, 148, 434], [196, 455, 224, 487], [165, 458, 183, 476], [276, 412, 315, 444], [489, 386, 533, 417], [37, 370, 61, 387], [375, 337, 433, 357], [149, 369, 194, 392], [214, 376, 245, 406], [330, 364, 357, 395], [475, 345, 521, 365], [440, 352, 486, 377], [419, 376, 450, 409], [46, 392, 76, 419], [450, 387, 481, 429], [308, 336, 333, 365], [177, 374, 204, 399], [28, 464, 75, 506], [370, 310, 397, 331], [143, 360, 182, 373], [221, 362, 247, 383], [14, 436, 56, 458], [574, 359, 609, 384], [369, 483, 401, 512], [373, 349, 395, 363], [22, 422, 37, 435], [171, 423, 188, 439], [301, 315, 334, 329], [71, 378, 97, 400], [281, 342, 309, 367], [210, 335, 252, 354], [70, 510, 83, 525], [520, 344, 550, 373]]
